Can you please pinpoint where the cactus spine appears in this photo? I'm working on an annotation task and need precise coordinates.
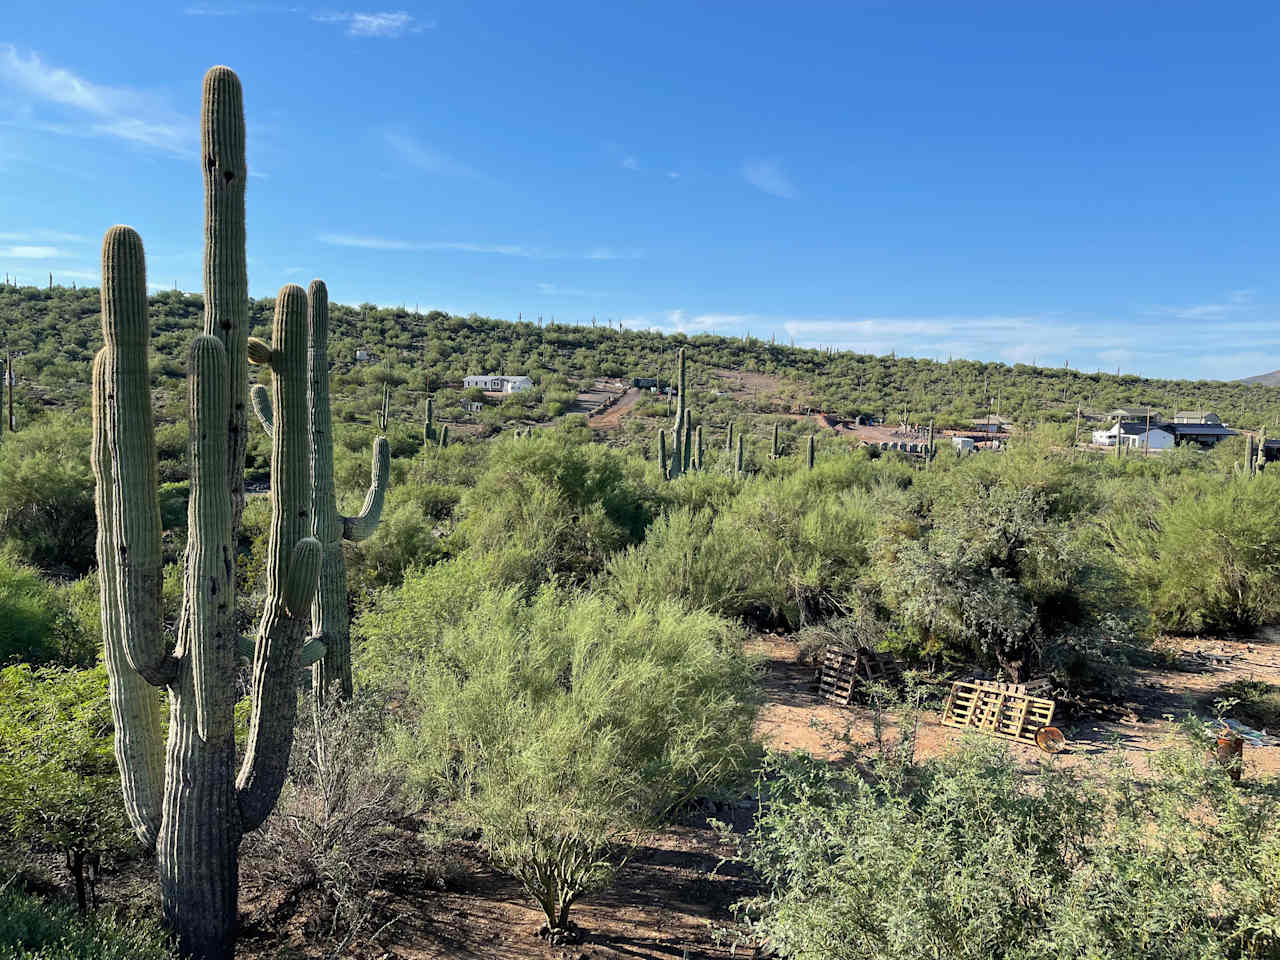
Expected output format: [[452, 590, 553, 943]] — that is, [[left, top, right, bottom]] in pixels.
[[95, 223, 321, 959], [806, 434, 815, 470]]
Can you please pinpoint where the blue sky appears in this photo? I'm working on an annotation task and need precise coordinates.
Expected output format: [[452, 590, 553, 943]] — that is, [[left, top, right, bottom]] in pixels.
[[2, 2, 1278, 380]]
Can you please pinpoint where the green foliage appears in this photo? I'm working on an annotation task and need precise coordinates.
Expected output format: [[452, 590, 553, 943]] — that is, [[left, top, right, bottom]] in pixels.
[[0, 556, 96, 667], [1219, 678, 1280, 732], [386, 586, 760, 930], [0, 415, 95, 575], [0, 666, 136, 911], [735, 741, 1280, 960], [0, 888, 173, 960], [1103, 472, 1280, 634]]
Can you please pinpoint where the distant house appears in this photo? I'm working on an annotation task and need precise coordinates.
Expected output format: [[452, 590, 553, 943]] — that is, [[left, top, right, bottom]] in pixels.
[[1092, 421, 1175, 450], [355, 348, 370, 361], [969, 416, 1013, 434], [632, 376, 658, 389], [952, 436, 976, 453], [1167, 420, 1235, 447], [463, 374, 534, 393], [1173, 411, 1222, 424]]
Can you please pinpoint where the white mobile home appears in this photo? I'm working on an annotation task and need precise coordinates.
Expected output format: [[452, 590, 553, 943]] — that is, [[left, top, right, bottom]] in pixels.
[[463, 374, 534, 393], [1092, 421, 1174, 450]]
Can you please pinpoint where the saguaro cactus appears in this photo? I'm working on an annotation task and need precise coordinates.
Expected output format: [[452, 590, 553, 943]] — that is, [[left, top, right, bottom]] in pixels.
[[668, 347, 688, 479], [735, 433, 745, 474], [424, 395, 436, 444], [439, 423, 449, 449], [695, 424, 704, 470], [771, 422, 780, 460], [658, 427, 669, 480], [806, 434, 815, 470], [94, 225, 321, 959], [250, 281, 389, 700]]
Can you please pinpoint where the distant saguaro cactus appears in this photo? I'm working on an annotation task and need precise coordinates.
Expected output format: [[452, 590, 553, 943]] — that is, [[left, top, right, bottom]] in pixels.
[[771, 421, 780, 459], [439, 423, 449, 449], [424, 395, 436, 444], [806, 434, 815, 470], [658, 427, 669, 480], [726, 421, 735, 454], [250, 280, 389, 700], [695, 424, 704, 470], [735, 433, 745, 475], [95, 225, 321, 960]]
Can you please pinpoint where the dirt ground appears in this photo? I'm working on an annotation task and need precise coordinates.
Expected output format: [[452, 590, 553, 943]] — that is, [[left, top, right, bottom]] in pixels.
[[749, 631, 1280, 778], [588, 387, 643, 429], [16, 629, 1279, 959]]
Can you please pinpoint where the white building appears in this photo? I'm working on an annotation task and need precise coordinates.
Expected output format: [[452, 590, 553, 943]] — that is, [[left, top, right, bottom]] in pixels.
[[1092, 421, 1175, 450], [463, 374, 534, 393]]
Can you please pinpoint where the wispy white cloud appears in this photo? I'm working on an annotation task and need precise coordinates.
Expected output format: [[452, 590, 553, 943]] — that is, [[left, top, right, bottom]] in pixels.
[[621, 154, 639, 171], [666, 171, 680, 180], [0, 230, 87, 243], [312, 10, 432, 36], [0, 245, 66, 258], [742, 157, 796, 199], [584, 246, 642, 261], [318, 232, 640, 261], [0, 45, 191, 155], [384, 130, 478, 178]]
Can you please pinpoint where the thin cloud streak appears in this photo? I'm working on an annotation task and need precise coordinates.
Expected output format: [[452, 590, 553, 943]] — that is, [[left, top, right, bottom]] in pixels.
[[312, 10, 432, 36], [742, 157, 796, 198], [0, 45, 192, 155], [318, 233, 640, 261]]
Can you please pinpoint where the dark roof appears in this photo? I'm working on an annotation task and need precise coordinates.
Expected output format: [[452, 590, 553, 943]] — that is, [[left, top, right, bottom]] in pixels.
[[1114, 421, 1170, 436], [1168, 422, 1234, 437]]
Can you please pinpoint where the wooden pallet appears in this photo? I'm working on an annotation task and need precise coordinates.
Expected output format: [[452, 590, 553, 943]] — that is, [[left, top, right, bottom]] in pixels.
[[818, 644, 902, 706], [941, 680, 1055, 747]]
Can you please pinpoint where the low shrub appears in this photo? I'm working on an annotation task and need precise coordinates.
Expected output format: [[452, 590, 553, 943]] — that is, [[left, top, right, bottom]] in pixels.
[[733, 739, 1279, 960], [0, 887, 172, 959]]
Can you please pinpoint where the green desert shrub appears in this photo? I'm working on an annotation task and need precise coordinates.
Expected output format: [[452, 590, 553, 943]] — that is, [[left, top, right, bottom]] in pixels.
[[735, 740, 1279, 960], [0, 415, 95, 575], [0, 666, 137, 913], [0, 555, 95, 667], [1104, 472, 1280, 634], [389, 587, 760, 933], [0, 888, 172, 959]]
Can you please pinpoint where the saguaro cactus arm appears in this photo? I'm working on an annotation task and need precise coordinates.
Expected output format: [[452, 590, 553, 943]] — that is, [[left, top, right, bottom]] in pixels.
[[92, 345, 165, 851], [100, 226, 175, 686], [236, 284, 322, 832], [179, 335, 236, 742], [249, 382, 273, 437], [342, 436, 390, 542]]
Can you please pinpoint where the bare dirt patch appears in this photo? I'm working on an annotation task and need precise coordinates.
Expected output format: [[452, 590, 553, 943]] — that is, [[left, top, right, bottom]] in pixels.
[[749, 632, 1280, 777], [589, 387, 643, 430]]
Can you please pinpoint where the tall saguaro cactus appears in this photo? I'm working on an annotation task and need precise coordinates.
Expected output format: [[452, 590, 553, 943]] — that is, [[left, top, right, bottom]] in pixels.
[[806, 434, 815, 470], [201, 66, 250, 534], [94, 225, 321, 959], [668, 347, 688, 479], [251, 280, 389, 699]]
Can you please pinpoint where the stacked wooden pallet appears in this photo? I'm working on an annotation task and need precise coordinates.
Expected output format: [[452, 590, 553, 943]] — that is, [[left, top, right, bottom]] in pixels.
[[818, 644, 902, 706], [941, 680, 1056, 747]]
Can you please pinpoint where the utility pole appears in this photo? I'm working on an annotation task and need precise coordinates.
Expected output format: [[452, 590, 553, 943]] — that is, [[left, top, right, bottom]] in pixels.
[[1144, 407, 1151, 458], [6, 350, 13, 433], [1074, 406, 1081, 448]]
